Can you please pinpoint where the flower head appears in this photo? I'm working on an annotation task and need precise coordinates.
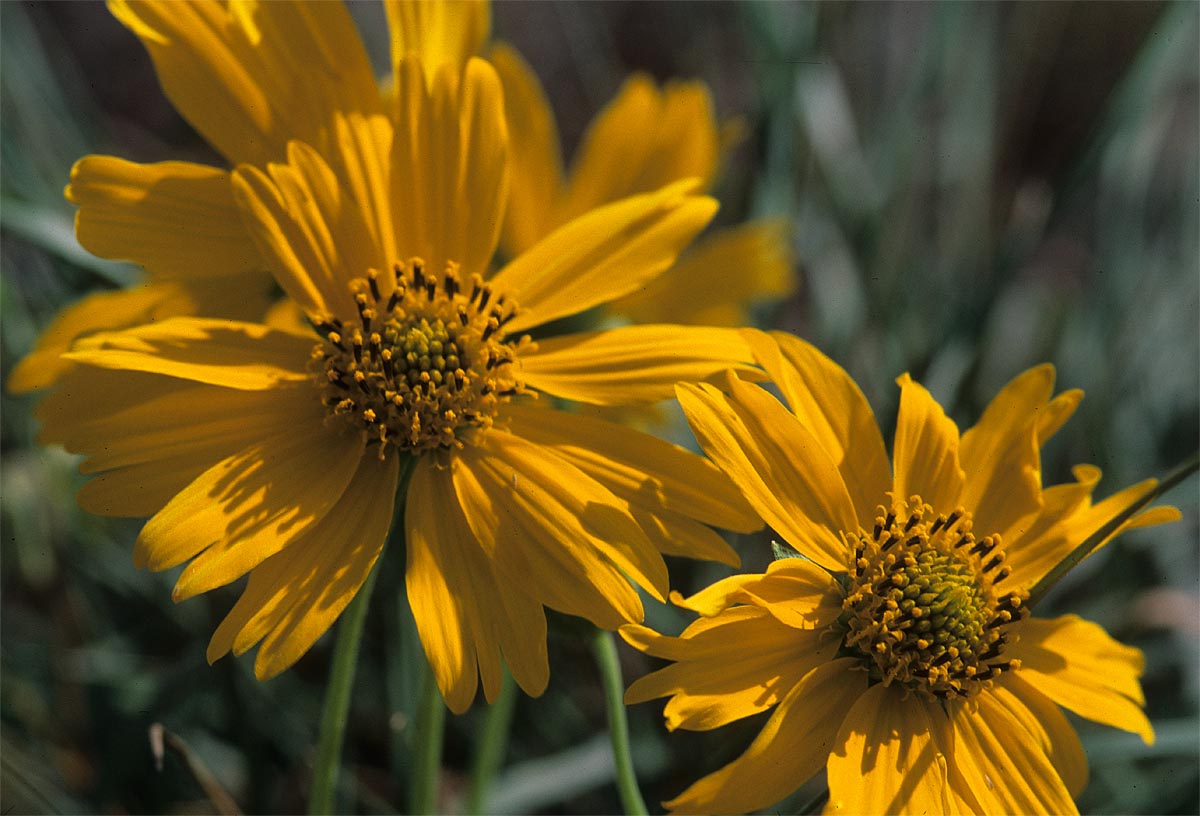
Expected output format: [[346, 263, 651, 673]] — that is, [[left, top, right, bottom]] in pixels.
[[31, 0, 766, 712], [623, 329, 1180, 814]]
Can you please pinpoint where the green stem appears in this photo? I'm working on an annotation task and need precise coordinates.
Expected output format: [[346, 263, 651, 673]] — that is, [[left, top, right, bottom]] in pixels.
[[591, 629, 649, 816], [1027, 452, 1199, 608], [307, 562, 381, 816], [410, 656, 446, 815], [464, 669, 518, 815]]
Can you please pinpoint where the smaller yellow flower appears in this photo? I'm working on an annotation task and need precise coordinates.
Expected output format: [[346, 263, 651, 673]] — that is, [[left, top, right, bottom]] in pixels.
[[623, 329, 1181, 815]]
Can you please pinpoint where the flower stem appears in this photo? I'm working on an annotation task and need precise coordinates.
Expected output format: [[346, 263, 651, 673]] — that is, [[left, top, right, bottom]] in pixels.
[[1027, 451, 1199, 608], [410, 656, 446, 815], [591, 629, 648, 816], [464, 668, 518, 815], [307, 561, 381, 816]]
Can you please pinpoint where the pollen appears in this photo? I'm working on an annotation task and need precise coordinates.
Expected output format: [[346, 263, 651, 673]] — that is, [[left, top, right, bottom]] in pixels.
[[839, 496, 1026, 700], [312, 259, 531, 456]]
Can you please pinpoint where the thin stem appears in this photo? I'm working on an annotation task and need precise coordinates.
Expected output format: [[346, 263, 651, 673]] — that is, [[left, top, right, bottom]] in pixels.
[[464, 669, 518, 815], [1027, 452, 1198, 608], [591, 629, 648, 816], [410, 656, 446, 815], [307, 562, 381, 816]]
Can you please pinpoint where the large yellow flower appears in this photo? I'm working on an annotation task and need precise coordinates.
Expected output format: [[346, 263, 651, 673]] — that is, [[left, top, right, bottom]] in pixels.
[[623, 330, 1181, 814], [490, 45, 795, 327], [31, 5, 765, 713]]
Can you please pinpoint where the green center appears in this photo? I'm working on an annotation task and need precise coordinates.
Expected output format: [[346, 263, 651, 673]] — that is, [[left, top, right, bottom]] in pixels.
[[840, 496, 1024, 699], [313, 259, 526, 455]]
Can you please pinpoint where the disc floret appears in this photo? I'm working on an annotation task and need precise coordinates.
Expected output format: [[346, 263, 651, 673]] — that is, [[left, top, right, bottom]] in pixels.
[[840, 496, 1026, 699], [312, 259, 529, 456]]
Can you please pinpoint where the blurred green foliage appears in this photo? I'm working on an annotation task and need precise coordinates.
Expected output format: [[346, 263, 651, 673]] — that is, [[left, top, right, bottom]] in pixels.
[[2, 2, 1196, 814]]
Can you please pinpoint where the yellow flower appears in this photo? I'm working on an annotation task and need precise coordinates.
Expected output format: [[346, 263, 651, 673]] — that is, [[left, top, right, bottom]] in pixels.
[[623, 330, 1181, 815], [490, 45, 795, 327], [32, 5, 765, 712]]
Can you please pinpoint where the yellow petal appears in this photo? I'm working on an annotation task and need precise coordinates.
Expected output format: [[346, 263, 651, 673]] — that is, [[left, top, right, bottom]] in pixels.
[[233, 141, 382, 319], [1006, 467, 1182, 592], [629, 507, 740, 566], [892, 372, 965, 512], [948, 689, 1078, 815], [827, 683, 954, 815], [1000, 674, 1089, 798], [138, 420, 362, 597], [390, 56, 509, 280], [451, 432, 651, 629], [1008, 614, 1154, 744], [66, 155, 264, 282], [559, 75, 719, 222], [331, 112, 398, 267], [501, 402, 759, 533], [251, 452, 398, 680], [384, 0, 488, 81], [624, 607, 837, 731], [665, 660, 865, 815], [520, 325, 757, 406], [492, 181, 716, 333], [676, 377, 856, 572], [959, 365, 1058, 538], [490, 42, 564, 256], [207, 451, 398, 680], [109, 0, 380, 165], [745, 329, 891, 529], [10, 287, 160, 394], [613, 219, 796, 326], [63, 317, 312, 390], [407, 456, 549, 712], [673, 557, 844, 631], [406, 456, 481, 711]]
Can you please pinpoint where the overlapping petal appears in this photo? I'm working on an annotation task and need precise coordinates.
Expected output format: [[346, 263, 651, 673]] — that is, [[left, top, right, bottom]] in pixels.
[[892, 372, 966, 511], [522, 325, 757, 407], [490, 43, 564, 255], [451, 430, 659, 630], [998, 675, 1089, 798], [948, 688, 1077, 815], [66, 156, 264, 282], [744, 329, 891, 528], [233, 141, 380, 319], [671, 557, 844, 630], [827, 683, 955, 815], [384, 0, 489, 84], [491, 181, 717, 333], [390, 55, 509, 280], [407, 456, 548, 712], [664, 660, 865, 815], [110, 0, 380, 165], [558, 75, 720, 222], [206, 450, 398, 680], [1005, 467, 1182, 592], [1009, 615, 1155, 744], [676, 376, 858, 571], [62, 317, 313, 390], [623, 607, 836, 731], [137, 420, 362, 598]]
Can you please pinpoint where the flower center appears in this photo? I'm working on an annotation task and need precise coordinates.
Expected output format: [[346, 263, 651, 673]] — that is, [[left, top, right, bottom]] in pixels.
[[839, 496, 1025, 699], [312, 259, 529, 455]]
